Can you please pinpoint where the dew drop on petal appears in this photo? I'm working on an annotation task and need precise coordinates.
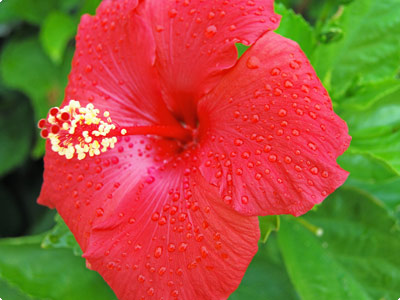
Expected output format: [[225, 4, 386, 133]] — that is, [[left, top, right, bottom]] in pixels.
[[96, 208, 104, 217], [168, 8, 177, 18], [308, 142, 317, 151], [270, 67, 281, 76], [205, 25, 217, 38], [278, 109, 287, 117], [247, 56, 260, 69], [154, 246, 163, 258]]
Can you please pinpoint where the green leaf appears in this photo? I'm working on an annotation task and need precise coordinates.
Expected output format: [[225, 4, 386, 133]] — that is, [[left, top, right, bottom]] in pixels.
[[312, 0, 400, 95], [79, 0, 102, 16], [346, 178, 400, 222], [229, 235, 299, 300], [40, 12, 77, 65], [0, 183, 23, 236], [0, 0, 20, 24], [3, 0, 59, 25], [0, 279, 37, 300], [0, 94, 33, 176], [1, 37, 73, 157], [338, 152, 399, 183], [42, 214, 82, 256], [259, 215, 280, 243], [340, 85, 400, 173], [1, 37, 62, 120], [338, 79, 400, 110], [275, 3, 316, 57], [278, 187, 400, 300], [0, 235, 117, 300]]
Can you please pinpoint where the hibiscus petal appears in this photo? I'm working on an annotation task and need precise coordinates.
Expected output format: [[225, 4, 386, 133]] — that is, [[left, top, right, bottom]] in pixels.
[[197, 32, 351, 217], [66, 0, 178, 126], [37, 136, 178, 250], [138, 0, 280, 126], [84, 165, 259, 300]]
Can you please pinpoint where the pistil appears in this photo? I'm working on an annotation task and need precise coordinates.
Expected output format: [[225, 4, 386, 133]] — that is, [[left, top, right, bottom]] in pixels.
[[38, 100, 193, 160]]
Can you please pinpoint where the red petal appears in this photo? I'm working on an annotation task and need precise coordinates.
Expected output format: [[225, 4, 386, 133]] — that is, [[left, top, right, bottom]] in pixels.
[[84, 165, 259, 300], [138, 0, 280, 126], [65, 0, 178, 126], [38, 136, 179, 251], [197, 32, 351, 217]]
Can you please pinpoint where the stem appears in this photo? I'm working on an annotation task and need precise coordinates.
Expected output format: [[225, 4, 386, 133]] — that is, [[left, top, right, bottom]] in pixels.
[[295, 217, 324, 237]]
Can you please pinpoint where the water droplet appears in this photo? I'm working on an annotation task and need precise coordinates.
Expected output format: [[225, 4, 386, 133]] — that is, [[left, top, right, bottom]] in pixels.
[[278, 108, 287, 117], [290, 60, 301, 69], [179, 242, 188, 252], [284, 156, 292, 164], [270, 67, 281, 76], [292, 129, 300, 136], [85, 64, 93, 73], [236, 168, 243, 175], [309, 111, 317, 119], [322, 171, 329, 178], [241, 152, 250, 159], [234, 138, 244, 146], [284, 80, 293, 88], [301, 85, 310, 93], [264, 145, 272, 153], [205, 25, 217, 38], [247, 56, 260, 69], [155, 25, 164, 32], [268, 154, 277, 162], [168, 8, 178, 18], [146, 176, 155, 184], [154, 246, 163, 258], [251, 114, 259, 123], [224, 195, 232, 204], [159, 267, 166, 276], [147, 287, 154, 296], [274, 88, 283, 96], [168, 243, 176, 252], [137, 274, 145, 283], [96, 208, 104, 217], [152, 212, 160, 221], [310, 167, 319, 175], [308, 142, 317, 151], [158, 216, 167, 225]]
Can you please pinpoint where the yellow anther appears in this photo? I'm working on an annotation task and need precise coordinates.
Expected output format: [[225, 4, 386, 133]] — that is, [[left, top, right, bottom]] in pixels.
[[43, 100, 119, 160]]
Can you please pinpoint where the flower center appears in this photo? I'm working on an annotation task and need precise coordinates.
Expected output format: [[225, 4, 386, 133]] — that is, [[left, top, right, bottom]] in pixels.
[[38, 100, 194, 160]]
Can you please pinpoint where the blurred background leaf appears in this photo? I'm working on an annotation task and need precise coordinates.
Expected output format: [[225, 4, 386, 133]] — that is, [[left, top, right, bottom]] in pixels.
[[41, 214, 82, 256], [230, 235, 299, 300], [311, 0, 400, 96], [40, 12, 77, 65], [0, 234, 117, 299], [278, 187, 400, 300], [0, 90, 33, 176]]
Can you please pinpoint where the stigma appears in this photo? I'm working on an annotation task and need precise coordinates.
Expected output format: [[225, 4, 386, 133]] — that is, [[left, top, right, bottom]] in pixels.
[[38, 100, 122, 160]]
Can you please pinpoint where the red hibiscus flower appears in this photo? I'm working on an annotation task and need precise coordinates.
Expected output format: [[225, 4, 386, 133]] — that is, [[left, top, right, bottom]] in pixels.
[[37, 0, 350, 299]]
